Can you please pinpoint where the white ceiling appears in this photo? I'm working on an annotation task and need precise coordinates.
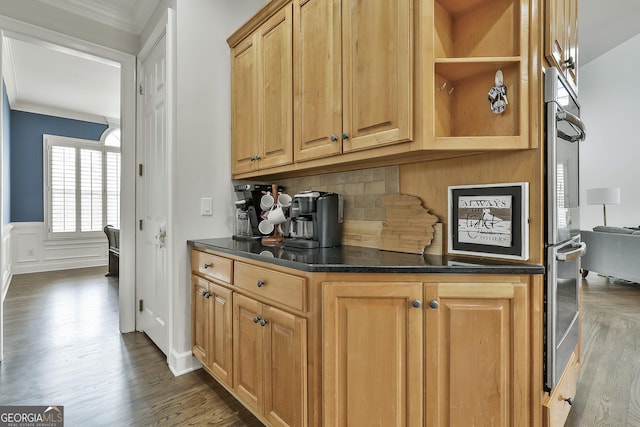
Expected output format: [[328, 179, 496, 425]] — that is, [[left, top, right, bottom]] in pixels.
[[2, 0, 639, 123]]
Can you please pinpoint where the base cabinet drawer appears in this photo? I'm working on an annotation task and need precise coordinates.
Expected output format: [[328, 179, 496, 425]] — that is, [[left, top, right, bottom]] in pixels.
[[192, 250, 233, 284], [234, 262, 307, 312], [544, 349, 580, 427]]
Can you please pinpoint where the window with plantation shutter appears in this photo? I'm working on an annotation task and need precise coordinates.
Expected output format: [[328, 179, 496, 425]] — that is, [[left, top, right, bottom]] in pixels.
[[44, 133, 120, 239]]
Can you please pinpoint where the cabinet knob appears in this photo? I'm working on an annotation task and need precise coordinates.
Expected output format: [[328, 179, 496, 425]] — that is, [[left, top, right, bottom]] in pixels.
[[259, 319, 268, 327], [205, 292, 211, 299], [200, 289, 208, 297], [564, 397, 573, 406], [429, 300, 439, 309], [412, 299, 422, 308], [249, 156, 256, 161], [564, 56, 576, 70], [203, 263, 212, 269], [341, 132, 349, 140], [256, 280, 265, 288], [253, 316, 261, 324], [255, 155, 262, 160], [330, 134, 338, 142]]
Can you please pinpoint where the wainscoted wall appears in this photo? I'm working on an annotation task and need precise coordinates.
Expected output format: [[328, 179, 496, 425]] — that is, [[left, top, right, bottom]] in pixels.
[[2, 224, 12, 301], [9, 222, 107, 275], [278, 166, 400, 222]]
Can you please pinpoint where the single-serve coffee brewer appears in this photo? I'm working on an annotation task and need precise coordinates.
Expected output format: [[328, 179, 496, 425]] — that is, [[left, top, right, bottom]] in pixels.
[[284, 191, 343, 248], [233, 183, 284, 240]]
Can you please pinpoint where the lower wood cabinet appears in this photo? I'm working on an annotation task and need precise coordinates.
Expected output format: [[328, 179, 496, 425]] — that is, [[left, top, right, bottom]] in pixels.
[[322, 278, 530, 427], [191, 275, 233, 388], [191, 248, 546, 427], [424, 280, 529, 426], [234, 293, 307, 427], [322, 281, 424, 427]]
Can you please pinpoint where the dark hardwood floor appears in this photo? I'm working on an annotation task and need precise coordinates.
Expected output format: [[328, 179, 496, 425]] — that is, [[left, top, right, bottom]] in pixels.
[[0, 267, 262, 426], [565, 274, 640, 426], [1, 268, 639, 426]]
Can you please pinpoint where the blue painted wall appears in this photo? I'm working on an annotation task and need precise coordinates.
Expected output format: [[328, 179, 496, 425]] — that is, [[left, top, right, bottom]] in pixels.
[[10, 111, 108, 222], [2, 82, 10, 225]]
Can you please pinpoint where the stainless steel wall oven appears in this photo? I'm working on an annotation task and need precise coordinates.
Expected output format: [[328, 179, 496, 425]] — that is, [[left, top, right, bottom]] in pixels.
[[544, 67, 587, 390]]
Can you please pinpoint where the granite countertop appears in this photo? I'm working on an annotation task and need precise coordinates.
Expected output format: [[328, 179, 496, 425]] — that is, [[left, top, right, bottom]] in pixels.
[[188, 237, 545, 275]]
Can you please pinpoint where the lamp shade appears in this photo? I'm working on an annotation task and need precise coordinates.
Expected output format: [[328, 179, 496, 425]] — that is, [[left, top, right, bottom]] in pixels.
[[586, 187, 621, 205]]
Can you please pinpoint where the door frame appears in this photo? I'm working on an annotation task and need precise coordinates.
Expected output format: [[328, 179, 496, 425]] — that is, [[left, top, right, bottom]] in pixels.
[[0, 16, 138, 334]]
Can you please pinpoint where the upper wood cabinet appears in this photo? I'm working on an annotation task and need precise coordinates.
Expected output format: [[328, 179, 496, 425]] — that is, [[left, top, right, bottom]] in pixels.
[[230, 4, 293, 174], [428, 0, 531, 150], [228, 0, 537, 179], [545, 0, 578, 94], [293, 0, 413, 161]]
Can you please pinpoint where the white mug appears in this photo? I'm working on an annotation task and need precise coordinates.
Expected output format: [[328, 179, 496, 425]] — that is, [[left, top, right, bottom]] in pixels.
[[277, 193, 292, 208], [266, 206, 287, 225], [258, 220, 274, 235], [260, 193, 274, 211]]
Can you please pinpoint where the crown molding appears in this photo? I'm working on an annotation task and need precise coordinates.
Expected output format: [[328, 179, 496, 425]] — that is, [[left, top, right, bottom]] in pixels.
[[36, 0, 159, 35], [11, 100, 110, 125]]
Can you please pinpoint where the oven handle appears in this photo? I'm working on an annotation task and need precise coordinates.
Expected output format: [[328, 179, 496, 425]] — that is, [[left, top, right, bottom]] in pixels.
[[557, 109, 587, 142], [556, 242, 587, 262]]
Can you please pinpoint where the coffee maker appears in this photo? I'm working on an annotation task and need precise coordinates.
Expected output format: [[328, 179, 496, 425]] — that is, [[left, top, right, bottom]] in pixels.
[[284, 191, 343, 248], [233, 184, 283, 240]]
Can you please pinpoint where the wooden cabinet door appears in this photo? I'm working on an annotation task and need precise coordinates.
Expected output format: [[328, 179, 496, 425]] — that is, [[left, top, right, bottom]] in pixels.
[[208, 282, 234, 388], [564, 0, 578, 91], [424, 281, 529, 426], [231, 35, 260, 174], [341, 0, 412, 153], [293, 0, 342, 161], [545, 0, 566, 72], [323, 282, 423, 427], [546, 0, 578, 91], [191, 276, 209, 364], [263, 305, 308, 427], [233, 293, 264, 414], [258, 5, 293, 169]]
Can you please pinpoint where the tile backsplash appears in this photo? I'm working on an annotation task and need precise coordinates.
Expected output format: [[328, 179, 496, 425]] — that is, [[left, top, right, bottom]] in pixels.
[[279, 166, 399, 221]]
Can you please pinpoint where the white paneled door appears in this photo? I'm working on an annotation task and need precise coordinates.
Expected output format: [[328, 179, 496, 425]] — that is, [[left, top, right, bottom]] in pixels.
[[136, 33, 168, 355]]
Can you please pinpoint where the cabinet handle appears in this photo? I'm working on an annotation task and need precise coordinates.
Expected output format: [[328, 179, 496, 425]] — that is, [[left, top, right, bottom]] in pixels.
[[564, 397, 573, 406], [203, 263, 212, 269], [205, 292, 211, 299], [256, 280, 265, 288], [259, 319, 268, 327], [341, 132, 349, 140], [429, 300, 439, 309], [412, 299, 422, 308], [564, 56, 576, 70], [250, 156, 256, 161], [253, 316, 261, 324], [330, 134, 338, 142], [200, 289, 208, 297], [255, 155, 262, 160]]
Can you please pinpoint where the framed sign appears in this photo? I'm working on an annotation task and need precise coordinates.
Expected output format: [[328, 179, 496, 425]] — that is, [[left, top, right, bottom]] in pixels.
[[448, 182, 529, 260]]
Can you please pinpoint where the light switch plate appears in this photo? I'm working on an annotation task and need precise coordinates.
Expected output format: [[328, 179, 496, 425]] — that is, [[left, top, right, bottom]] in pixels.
[[200, 197, 213, 216]]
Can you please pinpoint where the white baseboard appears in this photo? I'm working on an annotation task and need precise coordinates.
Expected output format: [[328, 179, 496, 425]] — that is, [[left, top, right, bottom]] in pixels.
[[168, 348, 197, 377]]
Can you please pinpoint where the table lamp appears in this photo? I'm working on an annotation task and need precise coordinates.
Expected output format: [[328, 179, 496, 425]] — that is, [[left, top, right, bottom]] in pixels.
[[586, 187, 620, 226]]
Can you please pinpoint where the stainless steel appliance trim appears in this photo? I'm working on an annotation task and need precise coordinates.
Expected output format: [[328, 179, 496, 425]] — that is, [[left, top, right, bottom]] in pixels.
[[546, 235, 582, 389]]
